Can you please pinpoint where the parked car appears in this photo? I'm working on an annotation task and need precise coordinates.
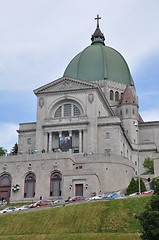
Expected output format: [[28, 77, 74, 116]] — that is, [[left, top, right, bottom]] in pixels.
[[54, 200, 66, 206], [129, 192, 140, 197], [17, 205, 29, 211], [69, 196, 85, 202], [0, 206, 18, 214], [105, 193, 121, 199], [31, 200, 53, 208], [142, 190, 154, 195], [88, 195, 103, 201]]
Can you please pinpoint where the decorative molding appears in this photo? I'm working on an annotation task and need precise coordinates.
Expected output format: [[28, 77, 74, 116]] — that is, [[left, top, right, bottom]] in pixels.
[[88, 93, 94, 103], [39, 97, 44, 108]]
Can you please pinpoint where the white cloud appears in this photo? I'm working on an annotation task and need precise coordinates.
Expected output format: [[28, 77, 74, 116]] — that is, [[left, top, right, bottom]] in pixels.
[[0, 123, 18, 152]]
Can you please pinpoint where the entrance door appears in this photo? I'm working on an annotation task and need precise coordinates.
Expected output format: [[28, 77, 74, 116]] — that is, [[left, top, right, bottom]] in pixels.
[[75, 184, 83, 196]]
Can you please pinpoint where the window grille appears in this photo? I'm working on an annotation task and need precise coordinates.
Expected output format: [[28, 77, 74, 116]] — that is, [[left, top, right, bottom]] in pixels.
[[55, 106, 62, 118], [73, 105, 81, 116], [64, 104, 71, 117]]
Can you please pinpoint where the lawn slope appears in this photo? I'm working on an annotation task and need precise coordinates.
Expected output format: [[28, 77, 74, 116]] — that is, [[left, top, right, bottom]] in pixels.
[[0, 196, 150, 240]]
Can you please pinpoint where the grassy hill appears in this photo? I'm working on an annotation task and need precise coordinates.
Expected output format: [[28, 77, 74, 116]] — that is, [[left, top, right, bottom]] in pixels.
[[0, 196, 151, 240]]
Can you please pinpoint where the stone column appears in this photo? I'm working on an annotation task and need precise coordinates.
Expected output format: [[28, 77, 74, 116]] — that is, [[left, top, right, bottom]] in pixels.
[[69, 130, 72, 152], [59, 131, 62, 138], [83, 129, 87, 153], [49, 132, 52, 152], [79, 130, 82, 153], [43, 132, 48, 153]]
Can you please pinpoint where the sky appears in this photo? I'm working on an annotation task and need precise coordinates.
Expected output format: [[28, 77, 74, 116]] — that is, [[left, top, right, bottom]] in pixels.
[[0, 0, 159, 152]]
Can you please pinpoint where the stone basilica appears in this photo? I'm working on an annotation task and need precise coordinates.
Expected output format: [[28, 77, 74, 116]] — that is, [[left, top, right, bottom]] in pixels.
[[1, 16, 159, 203]]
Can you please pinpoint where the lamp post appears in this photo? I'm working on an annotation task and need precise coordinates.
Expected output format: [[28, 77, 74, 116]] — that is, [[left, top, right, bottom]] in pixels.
[[134, 122, 141, 194]]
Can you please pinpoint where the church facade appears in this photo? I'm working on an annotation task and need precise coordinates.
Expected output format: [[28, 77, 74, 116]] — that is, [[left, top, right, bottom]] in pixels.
[[1, 16, 159, 203]]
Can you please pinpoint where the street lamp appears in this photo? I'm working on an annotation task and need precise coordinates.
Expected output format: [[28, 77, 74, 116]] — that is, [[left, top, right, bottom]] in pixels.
[[134, 122, 141, 194]]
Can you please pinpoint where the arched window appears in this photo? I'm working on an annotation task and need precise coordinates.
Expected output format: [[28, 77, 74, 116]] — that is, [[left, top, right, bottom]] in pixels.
[[24, 173, 36, 198], [0, 175, 11, 186], [54, 103, 81, 118], [0, 174, 11, 203], [110, 90, 114, 100], [115, 91, 119, 101], [50, 171, 62, 196]]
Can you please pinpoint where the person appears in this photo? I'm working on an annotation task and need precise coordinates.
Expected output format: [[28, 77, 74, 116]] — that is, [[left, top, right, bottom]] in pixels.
[[99, 190, 102, 196]]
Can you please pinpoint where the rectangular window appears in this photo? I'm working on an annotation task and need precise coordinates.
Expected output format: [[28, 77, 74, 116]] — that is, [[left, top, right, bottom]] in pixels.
[[105, 149, 110, 156], [144, 139, 150, 144], [105, 132, 110, 139], [27, 138, 31, 144], [126, 109, 128, 114]]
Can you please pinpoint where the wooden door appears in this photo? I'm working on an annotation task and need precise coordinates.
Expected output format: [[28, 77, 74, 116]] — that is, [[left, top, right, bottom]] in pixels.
[[75, 184, 83, 196]]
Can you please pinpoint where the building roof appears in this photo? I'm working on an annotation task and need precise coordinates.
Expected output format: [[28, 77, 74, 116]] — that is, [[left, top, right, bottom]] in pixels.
[[63, 15, 134, 86], [119, 86, 137, 105]]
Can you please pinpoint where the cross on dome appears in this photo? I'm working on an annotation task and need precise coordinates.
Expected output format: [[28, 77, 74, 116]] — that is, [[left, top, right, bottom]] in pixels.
[[95, 14, 101, 28]]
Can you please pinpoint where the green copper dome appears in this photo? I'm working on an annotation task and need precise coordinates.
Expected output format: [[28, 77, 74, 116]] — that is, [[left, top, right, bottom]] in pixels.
[[63, 16, 134, 86]]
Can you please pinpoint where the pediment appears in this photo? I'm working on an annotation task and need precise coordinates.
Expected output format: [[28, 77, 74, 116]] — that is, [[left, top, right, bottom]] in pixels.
[[34, 77, 97, 95]]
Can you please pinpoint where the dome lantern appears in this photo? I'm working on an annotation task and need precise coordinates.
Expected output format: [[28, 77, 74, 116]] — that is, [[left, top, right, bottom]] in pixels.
[[91, 15, 105, 46]]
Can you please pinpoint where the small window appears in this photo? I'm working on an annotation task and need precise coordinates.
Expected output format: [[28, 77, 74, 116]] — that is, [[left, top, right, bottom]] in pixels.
[[105, 132, 110, 139], [132, 109, 135, 114], [115, 91, 119, 101], [135, 161, 137, 165], [144, 140, 150, 144], [120, 110, 122, 115], [27, 138, 31, 145], [126, 108, 128, 114], [105, 149, 110, 156], [110, 90, 114, 100]]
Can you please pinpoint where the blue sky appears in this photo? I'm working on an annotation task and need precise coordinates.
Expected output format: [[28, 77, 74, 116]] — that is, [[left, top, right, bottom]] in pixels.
[[0, 0, 159, 152]]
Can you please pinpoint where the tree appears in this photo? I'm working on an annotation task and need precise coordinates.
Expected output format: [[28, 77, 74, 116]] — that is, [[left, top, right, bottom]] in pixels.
[[0, 147, 7, 156], [143, 157, 154, 174], [139, 177, 159, 240], [126, 177, 137, 195], [11, 143, 18, 155], [126, 177, 146, 195]]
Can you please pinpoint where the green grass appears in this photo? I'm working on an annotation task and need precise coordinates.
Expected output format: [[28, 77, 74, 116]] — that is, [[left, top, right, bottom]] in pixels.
[[0, 196, 151, 240]]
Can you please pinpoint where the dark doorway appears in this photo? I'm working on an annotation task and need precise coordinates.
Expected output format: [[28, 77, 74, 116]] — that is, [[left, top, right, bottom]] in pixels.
[[75, 184, 83, 196], [50, 171, 62, 196]]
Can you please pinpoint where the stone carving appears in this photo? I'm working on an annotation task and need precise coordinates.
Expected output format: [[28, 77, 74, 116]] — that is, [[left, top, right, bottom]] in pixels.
[[39, 97, 44, 108], [59, 80, 73, 91], [88, 93, 94, 103]]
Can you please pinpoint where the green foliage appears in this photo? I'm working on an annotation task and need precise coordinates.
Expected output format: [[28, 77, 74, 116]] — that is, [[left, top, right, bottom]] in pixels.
[[0, 147, 7, 156], [126, 177, 146, 195], [143, 157, 154, 174], [152, 177, 159, 195], [137, 178, 146, 193], [139, 178, 159, 240], [11, 143, 18, 155], [127, 177, 137, 195]]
